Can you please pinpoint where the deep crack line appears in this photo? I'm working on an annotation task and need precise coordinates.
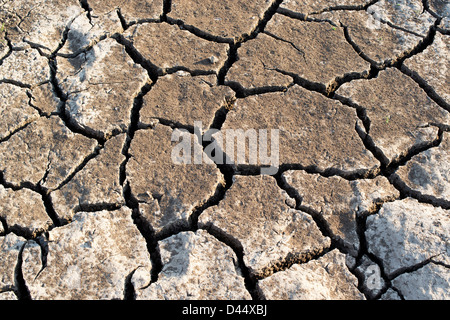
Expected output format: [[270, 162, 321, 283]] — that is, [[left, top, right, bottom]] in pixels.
[[118, 80, 162, 286]]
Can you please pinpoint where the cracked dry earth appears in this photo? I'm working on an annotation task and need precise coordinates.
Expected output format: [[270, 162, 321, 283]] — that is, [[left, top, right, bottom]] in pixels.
[[0, 0, 449, 301]]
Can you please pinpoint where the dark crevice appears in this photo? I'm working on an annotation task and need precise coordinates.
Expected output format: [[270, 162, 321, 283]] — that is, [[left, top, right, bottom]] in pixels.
[[26, 89, 55, 118], [298, 205, 343, 251], [217, 0, 283, 84], [0, 31, 13, 67], [165, 66, 217, 76], [0, 79, 32, 88], [56, 33, 109, 59], [274, 166, 344, 253], [341, 25, 377, 64], [123, 268, 137, 300], [14, 243, 32, 300], [39, 189, 64, 227], [117, 76, 161, 284], [0, 172, 66, 229], [200, 222, 265, 300], [437, 26, 450, 35], [272, 68, 329, 95], [393, 17, 441, 67], [378, 18, 426, 39], [384, 128, 443, 175], [354, 121, 390, 168], [246, 0, 284, 41], [278, 0, 380, 17], [118, 81, 153, 186], [0, 120, 35, 144], [350, 201, 395, 299], [222, 80, 292, 99], [0, 216, 7, 236], [399, 64, 449, 113], [187, 180, 229, 234], [51, 12, 81, 56], [341, 15, 441, 82], [151, 118, 194, 134]]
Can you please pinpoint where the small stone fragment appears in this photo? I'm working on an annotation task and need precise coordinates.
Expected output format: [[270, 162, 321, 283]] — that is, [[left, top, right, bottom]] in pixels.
[[259, 249, 365, 300], [136, 230, 251, 300], [380, 288, 402, 300], [354, 255, 386, 299]]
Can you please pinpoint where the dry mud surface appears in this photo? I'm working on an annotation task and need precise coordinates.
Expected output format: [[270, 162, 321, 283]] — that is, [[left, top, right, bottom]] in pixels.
[[0, 0, 449, 300]]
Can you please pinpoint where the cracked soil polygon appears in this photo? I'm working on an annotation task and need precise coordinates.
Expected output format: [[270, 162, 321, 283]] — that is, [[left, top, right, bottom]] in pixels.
[[56, 38, 150, 138], [227, 13, 370, 88], [336, 67, 449, 164], [0, 116, 97, 190], [199, 175, 331, 277]]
